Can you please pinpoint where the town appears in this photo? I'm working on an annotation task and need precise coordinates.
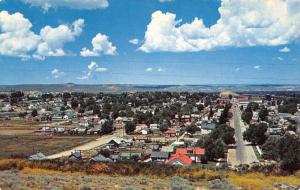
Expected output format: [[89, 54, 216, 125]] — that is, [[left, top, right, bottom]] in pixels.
[[1, 90, 300, 175]]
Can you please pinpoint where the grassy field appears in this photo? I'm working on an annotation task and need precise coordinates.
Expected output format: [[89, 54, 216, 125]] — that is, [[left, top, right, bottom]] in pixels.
[[0, 135, 97, 159], [0, 159, 299, 190], [0, 119, 97, 159]]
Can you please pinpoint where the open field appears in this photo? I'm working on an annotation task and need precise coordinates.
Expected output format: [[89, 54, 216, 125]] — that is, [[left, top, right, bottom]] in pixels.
[[0, 135, 97, 159], [0, 119, 98, 159], [0, 169, 179, 190], [0, 160, 299, 190]]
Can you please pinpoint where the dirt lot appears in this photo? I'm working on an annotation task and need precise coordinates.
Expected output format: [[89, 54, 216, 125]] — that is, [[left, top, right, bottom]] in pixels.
[[0, 119, 98, 159], [0, 135, 97, 159]]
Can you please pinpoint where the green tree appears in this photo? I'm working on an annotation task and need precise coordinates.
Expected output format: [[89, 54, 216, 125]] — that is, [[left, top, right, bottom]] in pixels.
[[242, 110, 253, 124], [243, 123, 268, 145], [210, 124, 235, 145], [101, 120, 114, 135], [186, 124, 200, 134], [247, 102, 259, 111], [125, 121, 136, 134], [278, 134, 300, 172], [262, 136, 280, 161], [31, 109, 38, 117], [205, 138, 227, 160], [258, 106, 269, 121], [278, 103, 298, 114], [71, 99, 79, 109], [159, 123, 169, 132]]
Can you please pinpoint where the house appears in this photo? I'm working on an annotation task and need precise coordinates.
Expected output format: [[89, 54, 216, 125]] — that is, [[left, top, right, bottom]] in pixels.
[[106, 137, 131, 149], [69, 151, 81, 160], [164, 129, 177, 137], [200, 123, 216, 135], [176, 148, 205, 163], [150, 151, 169, 163], [165, 154, 192, 166], [90, 154, 113, 162]]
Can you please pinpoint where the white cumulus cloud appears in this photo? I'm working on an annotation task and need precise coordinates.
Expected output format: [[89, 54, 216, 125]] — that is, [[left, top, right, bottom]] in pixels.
[[22, 0, 109, 11], [0, 11, 40, 57], [78, 61, 107, 80], [36, 19, 84, 58], [145, 68, 153, 72], [80, 33, 117, 57], [51, 68, 64, 78], [0, 10, 84, 59], [129, 38, 139, 45], [279, 46, 291, 53], [140, 0, 300, 52], [254, 65, 261, 70]]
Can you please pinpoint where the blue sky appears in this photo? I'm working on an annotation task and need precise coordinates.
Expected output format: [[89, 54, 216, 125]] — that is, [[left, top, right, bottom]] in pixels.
[[0, 0, 300, 85]]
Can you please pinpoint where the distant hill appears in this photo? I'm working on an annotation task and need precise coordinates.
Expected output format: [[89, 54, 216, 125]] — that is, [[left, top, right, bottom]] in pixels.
[[0, 84, 300, 93]]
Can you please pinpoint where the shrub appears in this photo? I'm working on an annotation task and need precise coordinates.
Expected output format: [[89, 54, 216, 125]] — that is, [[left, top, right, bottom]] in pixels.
[[209, 179, 236, 190], [170, 176, 194, 190]]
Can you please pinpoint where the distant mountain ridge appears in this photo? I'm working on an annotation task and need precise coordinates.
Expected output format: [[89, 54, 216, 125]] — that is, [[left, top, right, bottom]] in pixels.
[[0, 84, 300, 93]]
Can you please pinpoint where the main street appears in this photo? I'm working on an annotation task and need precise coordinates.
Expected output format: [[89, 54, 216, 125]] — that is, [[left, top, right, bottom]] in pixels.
[[228, 99, 258, 166]]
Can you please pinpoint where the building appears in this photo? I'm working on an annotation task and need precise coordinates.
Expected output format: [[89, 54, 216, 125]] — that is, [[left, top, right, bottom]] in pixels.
[[175, 148, 205, 163], [165, 154, 193, 166]]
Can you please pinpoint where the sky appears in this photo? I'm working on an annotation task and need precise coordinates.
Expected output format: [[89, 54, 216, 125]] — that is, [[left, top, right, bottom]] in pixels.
[[0, 0, 300, 85]]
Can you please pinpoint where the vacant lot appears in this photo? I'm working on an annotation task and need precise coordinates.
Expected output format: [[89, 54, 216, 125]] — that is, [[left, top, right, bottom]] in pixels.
[[0, 135, 96, 159]]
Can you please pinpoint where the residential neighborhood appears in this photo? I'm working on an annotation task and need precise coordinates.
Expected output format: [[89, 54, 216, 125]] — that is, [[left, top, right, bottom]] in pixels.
[[1, 90, 300, 173]]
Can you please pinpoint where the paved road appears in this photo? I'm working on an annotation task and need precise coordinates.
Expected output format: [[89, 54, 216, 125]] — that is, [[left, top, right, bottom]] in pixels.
[[228, 101, 258, 166], [47, 128, 123, 159]]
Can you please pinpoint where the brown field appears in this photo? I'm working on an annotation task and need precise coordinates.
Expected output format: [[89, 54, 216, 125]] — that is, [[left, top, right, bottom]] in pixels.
[[0, 119, 97, 159], [0, 135, 97, 159]]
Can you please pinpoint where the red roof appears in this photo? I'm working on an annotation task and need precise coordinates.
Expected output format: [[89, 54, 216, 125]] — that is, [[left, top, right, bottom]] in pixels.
[[176, 148, 205, 155], [165, 153, 192, 166], [164, 129, 176, 134]]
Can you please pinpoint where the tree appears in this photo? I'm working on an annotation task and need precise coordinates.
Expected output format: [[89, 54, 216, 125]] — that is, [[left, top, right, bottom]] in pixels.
[[205, 138, 227, 160], [262, 136, 280, 161], [242, 110, 253, 124], [243, 123, 268, 145], [278, 103, 297, 114], [247, 102, 259, 111], [159, 123, 169, 132], [258, 107, 268, 121], [93, 105, 101, 115], [287, 125, 297, 132], [278, 133, 300, 172], [71, 99, 79, 110], [19, 112, 27, 118], [125, 121, 136, 134], [101, 120, 114, 135], [210, 124, 235, 145], [62, 92, 71, 100], [186, 124, 200, 134], [31, 109, 38, 117]]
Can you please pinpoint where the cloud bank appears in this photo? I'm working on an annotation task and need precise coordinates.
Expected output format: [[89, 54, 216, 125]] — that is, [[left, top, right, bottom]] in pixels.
[[140, 0, 300, 52]]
